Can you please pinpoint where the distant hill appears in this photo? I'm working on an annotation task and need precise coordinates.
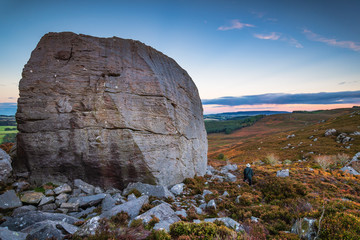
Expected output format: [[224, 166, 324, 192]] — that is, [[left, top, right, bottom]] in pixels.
[[204, 110, 289, 120], [208, 108, 360, 162], [0, 103, 17, 116]]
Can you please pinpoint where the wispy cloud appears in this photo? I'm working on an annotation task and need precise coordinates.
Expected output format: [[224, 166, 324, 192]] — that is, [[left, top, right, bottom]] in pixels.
[[218, 19, 255, 31], [254, 32, 280, 40], [303, 29, 360, 52], [338, 80, 358, 85], [253, 32, 303, 48], [202, 91, 360, 106]]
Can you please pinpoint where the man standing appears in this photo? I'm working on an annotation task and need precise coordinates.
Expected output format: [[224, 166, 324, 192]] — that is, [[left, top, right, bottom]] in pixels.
[[243, 163, 254, 185]]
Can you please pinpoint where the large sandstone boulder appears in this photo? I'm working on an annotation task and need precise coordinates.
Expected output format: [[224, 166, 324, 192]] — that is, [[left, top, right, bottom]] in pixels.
[[14, 32, 207, 189]]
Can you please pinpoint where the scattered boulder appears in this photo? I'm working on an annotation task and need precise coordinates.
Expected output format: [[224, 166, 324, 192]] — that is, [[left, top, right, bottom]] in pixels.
[[225, 172, 237, 182], [207, 199, 216, 210], [71, 206, 96, 219], [101, 195, 149, 219], [276, 169, 289, 177], [74, 179, 95, 195], [291, 217, 316, 240], [75, 216, 101, 237], [101, 194, 116, 213], [324, 129, 336, 136], [20, 191, 44, 205], [12, 205, 37, 216], [123, 182, 174, 199], [337, 133, 353, 144], [21, 220, 79, 240], [44, 189, 55, 196], [0, 149, 12, 184], [38, 196, 55, 206], [53, 183, 72, 195], [134, 203, 181, 231], [221, 164, 237, 173], [203, 217, 244, 232], [202, 190, 213, 198], [170, 183, 185, 196], [67, 193, 106, 208], [60, 202, 80, 212], [222, 191, 229, 197], [351, 131, 360, 136], [175, 209, 187, 218], [0, 227, 28, 240], [14, 32, 207, 189], [0, 211, 78, 231], [287, 134, 295, 138], [341, 166, 360, 175], [0, 190, 22, 210], [12, 181, 30, 193], [251, 216, 260, 223]]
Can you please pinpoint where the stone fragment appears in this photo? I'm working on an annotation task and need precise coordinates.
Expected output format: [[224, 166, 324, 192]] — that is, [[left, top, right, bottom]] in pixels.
[[60, 202, 80, 212], [341, 166, 360, 175], [222, 191, 229, 197], [12, 205, 37, 216], [44, 189, 54, 196], [94, 187, 103, 194], [0, 211, 78, 231], [75, 216, 100, 237], [170, 183, 185, 196], [0, 227, 28, 240], [134, 203, 181, 232], [12, 181, 30, 193], [14, 32, 207, 189], [38, 196, 55, 206], [291, 217, 316, 240], [67, 193, 106, 208], [251, 216, 260, 223], [53, 183, 72, 195], [38, 203, 57, 212], [20, 191, 44, 205], [203, 217, 244, 232], [221, 164, 238, 173], [21, 220, 78, 240], [123, 182, 174, 199], [70, 206, 96, 219], [225, 172, 237, 182], [207, 200, 216, 210], [74, 179, 95, 195], [202, 190, 213, 198], [277, 169, 289, 177], [324, 129, 336, 136], [0, 190, 22, 210], [100, 195, 149, 219], [127, 193, 137, 201], [0, 149, 12, 184], [55, 193, 69, 206], [101, 194, 116, 213]]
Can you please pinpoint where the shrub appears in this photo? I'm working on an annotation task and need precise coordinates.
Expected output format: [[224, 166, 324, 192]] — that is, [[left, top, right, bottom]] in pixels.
[[169, 221, 237, 239], [264, 154, 280, 166], [184, 176, 206, 195], [319, 212, 360, 239], [130, 218, 144, 228], [110, 211, 129, 226], [217, 153, 225, 160], [147, 229, 171, 240], [283, 159, 292, 165], [336, 153, 350, 166], [314, 155, 336, 170], [126, 188, 142, 198], [259, 176, 308, 203]]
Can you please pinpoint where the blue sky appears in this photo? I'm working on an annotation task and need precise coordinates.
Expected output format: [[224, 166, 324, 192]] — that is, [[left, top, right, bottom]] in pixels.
[[0, 0, 359, 114]]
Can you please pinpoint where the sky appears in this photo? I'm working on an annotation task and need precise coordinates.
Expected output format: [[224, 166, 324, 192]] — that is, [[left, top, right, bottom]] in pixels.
[[0, 0, 360, 115]]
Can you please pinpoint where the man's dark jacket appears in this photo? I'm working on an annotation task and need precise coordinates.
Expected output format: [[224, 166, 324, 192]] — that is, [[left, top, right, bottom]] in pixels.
[[244, 167, 254, 180]]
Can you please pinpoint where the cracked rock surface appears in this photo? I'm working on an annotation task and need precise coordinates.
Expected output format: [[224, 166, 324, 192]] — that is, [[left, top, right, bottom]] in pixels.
[[14, 32, 207, 189]]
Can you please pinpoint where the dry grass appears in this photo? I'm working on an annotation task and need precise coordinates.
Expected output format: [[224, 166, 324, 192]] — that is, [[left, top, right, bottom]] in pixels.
[[314, 155, 336, 170], [264, 153, 280, 166]]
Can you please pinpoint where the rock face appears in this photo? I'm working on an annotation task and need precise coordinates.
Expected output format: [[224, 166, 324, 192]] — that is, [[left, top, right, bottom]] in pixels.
[[14, 32, 207, 189]]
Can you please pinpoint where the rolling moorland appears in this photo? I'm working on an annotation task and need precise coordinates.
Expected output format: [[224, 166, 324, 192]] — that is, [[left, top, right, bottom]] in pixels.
[[1, 107, 360, 239]]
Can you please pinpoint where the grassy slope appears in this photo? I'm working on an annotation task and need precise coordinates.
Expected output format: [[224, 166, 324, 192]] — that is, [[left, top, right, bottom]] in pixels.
[[0, 125, 17, 144], [208, 108, 359, 163]]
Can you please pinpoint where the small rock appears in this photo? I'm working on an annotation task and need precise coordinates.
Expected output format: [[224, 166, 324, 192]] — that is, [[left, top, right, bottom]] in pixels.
[[38, 196, 55, 206], [74, 179, 95, 195], [291, 218, 316, 240], [225, 172, 237, 182], [277, 169, 289, 177], [287, 134, 295, 138], [313, 138, 318, 142], [203, 217, 244, 232], [202, 190, 213, 198], [0, 149, 12, 185], [101, 194, 116, 213], [100, 195, 149, 219], [12, 205, 37, 217], [0, 190, 22, 210], [75, 216, 100, 237], [45, 189, 55, 196], [194, 206, 202, 215], [21, 220, 79, 240], [175, 209, 187, 218], [20, 191, 44, 205], [222, 191, 229, 197], [341, 166, 360, 175], [127, 193, 137, 201], [67, 193, 106, 208], [351, 131, 360, 136], [251, 216, 260, 223], [207, 199, 216, 210], [60, 202, 79, 212], [70, 206, 96, 219], [123, 182, 174, 199], [12, 181, 30, 193], [38, 203, 57, 212], [325, 129, 336, 136], [235, 195, 241, 204], [55, 193, 69, 205], [170, 183, 185, 196], [0, 227, 28, 240], [221, 164, 237, 173], [53, 183, 72, 195], [94, 187, 103, 194], [134, 203, 181, 232]]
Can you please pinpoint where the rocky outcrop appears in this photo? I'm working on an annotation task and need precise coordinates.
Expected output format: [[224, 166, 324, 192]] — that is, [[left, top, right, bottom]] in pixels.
[[0, 149, 12, 184], [15, 32, 207, 189]]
